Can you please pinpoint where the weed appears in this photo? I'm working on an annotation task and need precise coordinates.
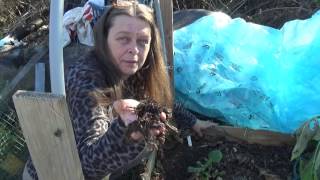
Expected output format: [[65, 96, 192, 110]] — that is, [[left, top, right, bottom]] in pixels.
[[188, 150, 224, 180], [291, 116, 320, 180]]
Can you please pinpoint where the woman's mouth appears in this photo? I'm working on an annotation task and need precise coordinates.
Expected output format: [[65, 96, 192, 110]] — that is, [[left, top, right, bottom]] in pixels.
[[124, 60, 138, 64]]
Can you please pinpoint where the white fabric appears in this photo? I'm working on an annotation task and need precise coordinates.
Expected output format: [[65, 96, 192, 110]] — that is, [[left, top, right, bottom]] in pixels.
[[63, 5, 94, 47]]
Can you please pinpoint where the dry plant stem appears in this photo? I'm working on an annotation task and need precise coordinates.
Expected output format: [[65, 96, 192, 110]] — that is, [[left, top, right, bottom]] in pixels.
[[140, 150, 157, 180], [164, 121, 183, 143], [164, 121, 178, 134], [251, 6, 312, 17]]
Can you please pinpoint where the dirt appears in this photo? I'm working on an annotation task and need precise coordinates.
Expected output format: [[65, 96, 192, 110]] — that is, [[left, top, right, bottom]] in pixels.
[[155, 136, 293, 180], [126, 99, 179, 146], [117, 133, 293, 180]]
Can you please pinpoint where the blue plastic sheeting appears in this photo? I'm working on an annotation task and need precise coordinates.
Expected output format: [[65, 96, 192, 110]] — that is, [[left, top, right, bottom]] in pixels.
[[174, 11, 320, 133]]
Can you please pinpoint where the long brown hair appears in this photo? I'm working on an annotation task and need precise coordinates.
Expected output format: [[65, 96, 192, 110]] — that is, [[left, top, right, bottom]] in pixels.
[[93, 2, 172, 107]]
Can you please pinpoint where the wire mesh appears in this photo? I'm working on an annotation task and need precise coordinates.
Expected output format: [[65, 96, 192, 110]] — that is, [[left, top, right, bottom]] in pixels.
[[0, 103, 28, 179]]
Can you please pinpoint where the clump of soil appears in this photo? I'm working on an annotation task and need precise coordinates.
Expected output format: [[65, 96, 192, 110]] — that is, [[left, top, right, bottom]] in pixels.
[[126, 99, 179, 146], [156, 136, 293, 180]]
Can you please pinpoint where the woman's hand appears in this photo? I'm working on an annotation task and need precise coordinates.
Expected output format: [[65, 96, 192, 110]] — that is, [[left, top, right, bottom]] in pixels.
[[113, 99, 140, 126], [192, 120, 216, 137], [113, 99, 167, 141]]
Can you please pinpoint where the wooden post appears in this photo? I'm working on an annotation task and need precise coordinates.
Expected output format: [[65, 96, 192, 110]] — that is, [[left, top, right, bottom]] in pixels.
[[159, 0, 173, 88], [35, 63, 45, 92], [13, 91, 84, 180], [140, 2, 173, 180]]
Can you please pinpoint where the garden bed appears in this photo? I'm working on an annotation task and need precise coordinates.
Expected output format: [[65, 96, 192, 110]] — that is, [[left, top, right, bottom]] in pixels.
[[158, 135, 293, 179], [119, 126, 295, 180]]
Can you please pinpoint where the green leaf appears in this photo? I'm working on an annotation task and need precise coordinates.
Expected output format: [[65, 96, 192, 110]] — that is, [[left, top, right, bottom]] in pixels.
[[196, 161, 203, 166], [208, 150, 223, 163], [313, 142, 320, 179], [300, 158, 315, 180], [291, 117, 319, 160], [312, 116, 320, 141], [314, 132, 320, 141], [188, 166, 204, 173], [200, 173, 210, 180]]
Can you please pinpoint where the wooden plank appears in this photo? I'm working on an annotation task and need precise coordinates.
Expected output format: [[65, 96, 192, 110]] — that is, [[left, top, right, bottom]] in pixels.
[[158, 0, 174, 89], [0, 47, 48, 102], [35, 63, 45, 92], [203, 125, 295, 146], [13, 91, 84, 180]]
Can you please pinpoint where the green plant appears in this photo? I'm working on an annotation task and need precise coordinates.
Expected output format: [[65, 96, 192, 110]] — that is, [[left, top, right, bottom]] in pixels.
[[0, 105, 28, 179], [291, 116, 320, 180], [188, 150, 223, 180]]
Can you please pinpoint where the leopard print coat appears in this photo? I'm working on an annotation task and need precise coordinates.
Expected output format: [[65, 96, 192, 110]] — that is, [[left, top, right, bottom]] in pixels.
[[25, 51, 196, 180]]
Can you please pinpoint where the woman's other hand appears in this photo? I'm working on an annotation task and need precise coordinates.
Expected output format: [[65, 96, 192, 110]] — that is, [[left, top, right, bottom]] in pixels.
[[192, 120, 216, 137]]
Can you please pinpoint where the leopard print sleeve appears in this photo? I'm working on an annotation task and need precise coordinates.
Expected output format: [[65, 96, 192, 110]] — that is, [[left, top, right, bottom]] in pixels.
[[173, 103, 197, 129], [65, 58, 147, 179]]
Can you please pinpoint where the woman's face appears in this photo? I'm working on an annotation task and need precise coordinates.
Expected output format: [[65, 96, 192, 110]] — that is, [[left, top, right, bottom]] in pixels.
[[107, 15, 152, 78]]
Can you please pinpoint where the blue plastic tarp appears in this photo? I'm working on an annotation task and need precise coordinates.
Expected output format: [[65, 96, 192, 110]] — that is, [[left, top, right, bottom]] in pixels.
[[174, 11, 320, 133]]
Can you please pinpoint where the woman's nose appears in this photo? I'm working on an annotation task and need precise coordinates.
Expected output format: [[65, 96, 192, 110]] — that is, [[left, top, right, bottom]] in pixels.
[[128, 42, 139, 55]]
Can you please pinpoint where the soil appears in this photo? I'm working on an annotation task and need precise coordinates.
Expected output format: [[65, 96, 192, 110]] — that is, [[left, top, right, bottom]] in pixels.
[[117, 133, 293, 180], [156, 136, 293, 180], [126, 99, 178, 146]]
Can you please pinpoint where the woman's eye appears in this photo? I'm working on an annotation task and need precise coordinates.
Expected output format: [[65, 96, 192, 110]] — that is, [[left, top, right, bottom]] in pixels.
[[117, 37, 130, 43], [138, 39, 150, 47]]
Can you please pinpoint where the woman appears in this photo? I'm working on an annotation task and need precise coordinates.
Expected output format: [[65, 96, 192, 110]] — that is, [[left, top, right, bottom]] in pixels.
[[23, 1, 213, 179]]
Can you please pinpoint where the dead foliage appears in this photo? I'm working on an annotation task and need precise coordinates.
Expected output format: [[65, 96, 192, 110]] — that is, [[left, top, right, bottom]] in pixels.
[[0, 0, 49, 36], [173, 0, 320, 28]]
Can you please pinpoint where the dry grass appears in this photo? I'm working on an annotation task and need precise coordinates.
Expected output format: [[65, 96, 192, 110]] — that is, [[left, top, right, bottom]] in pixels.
[[1, 0, 319, 36], [0, 0, 49, 37], [173, 0, 320, 28]]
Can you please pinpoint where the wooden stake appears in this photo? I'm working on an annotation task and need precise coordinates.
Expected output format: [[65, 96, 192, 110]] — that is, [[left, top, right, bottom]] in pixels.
[[140, 2, 173, 179], [35, 63, 45, 92], [158, 0, 174, 91]]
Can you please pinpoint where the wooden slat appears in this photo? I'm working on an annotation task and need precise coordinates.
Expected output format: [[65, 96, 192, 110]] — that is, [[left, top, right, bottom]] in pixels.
[[13, 91, 84, 180], [159, 0, 174, 90], [203, 125, 295, 146]]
